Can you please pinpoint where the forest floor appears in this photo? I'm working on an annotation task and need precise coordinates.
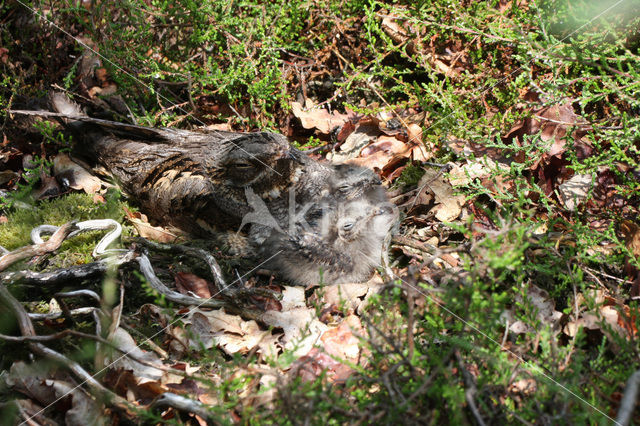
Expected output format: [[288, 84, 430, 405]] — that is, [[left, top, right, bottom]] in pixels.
[[1, 0, 640, 424]]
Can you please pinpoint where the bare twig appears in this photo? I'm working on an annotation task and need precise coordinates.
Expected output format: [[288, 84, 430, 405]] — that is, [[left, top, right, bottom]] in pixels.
[[150, 392, 219, 425], [137, 253, 227, 309], [135, 239, 281, 304], [616, 369, 640, 426], [455, 350, 487, 426]]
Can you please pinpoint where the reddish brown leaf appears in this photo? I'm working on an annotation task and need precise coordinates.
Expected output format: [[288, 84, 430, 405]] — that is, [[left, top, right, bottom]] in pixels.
[[174, 272, 213, 299]]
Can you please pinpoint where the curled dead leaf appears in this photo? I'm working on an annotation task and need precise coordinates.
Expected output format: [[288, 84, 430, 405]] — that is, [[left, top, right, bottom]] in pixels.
[[53, 153, 102, 194], [557, 173, 593, 211], [291, 100, 352, 134], [124, 206, 180, 243]]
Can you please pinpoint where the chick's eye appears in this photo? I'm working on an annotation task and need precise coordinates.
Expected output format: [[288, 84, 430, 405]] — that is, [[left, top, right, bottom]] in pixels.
[[338, 184, 351, 192], [342, 221, 355, 231]]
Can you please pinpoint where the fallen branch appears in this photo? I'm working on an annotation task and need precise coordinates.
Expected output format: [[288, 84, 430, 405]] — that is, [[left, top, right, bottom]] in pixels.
[[137, 254, 228, 309], [134, 238, 228, 289], [0, 252, 136, 286], [0, 221, 78, 272], [135, 241, 282, 322], [0, 328, 194, 378]]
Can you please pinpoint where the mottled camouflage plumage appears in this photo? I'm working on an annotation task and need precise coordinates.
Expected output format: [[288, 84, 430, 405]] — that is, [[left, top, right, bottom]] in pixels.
[[11, 94, 397, 285]]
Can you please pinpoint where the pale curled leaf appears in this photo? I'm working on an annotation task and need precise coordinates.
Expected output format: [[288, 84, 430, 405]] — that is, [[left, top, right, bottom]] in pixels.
[[291, 100, 351, 134], [418, 169, 465, 222], [557, 174, 593, 211], [53, 153, 103, 194]]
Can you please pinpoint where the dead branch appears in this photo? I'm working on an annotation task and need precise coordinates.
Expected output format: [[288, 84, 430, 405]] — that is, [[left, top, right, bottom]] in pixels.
[[0, 329, 194, 378], [0, 255, 134, 286], [28, 306, 98, 321], [150, 392, 219, 425], [135, 238, 280, 302], [134, 238, 228, 289], [137, 253, 228, 309], [0, 221, 78, 272]]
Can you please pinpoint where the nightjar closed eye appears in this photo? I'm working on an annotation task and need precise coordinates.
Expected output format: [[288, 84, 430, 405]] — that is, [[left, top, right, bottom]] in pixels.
[[232, 162, 253, 169]]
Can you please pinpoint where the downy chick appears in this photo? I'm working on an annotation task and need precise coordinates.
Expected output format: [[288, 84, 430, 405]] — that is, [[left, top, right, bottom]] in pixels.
[[263, 164, 397, 285]]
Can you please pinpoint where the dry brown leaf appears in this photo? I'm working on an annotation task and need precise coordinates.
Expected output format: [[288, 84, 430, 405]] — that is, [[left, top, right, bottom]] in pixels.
[[557, 173, 593, 211], [124, 206, 180, 243], [291, 315, 364, 383], [380, 14, 458, 76], [349, 135, 407, 169], [621, 221, 640, 258], [105, 328, 165, 382], [280, 286, 307, 310], [88, 82, 118, 98], [327, 123, 379, 163], [509, 378, 537, 395], [291, 100, 352, 134], [504, 285, 563, 335], [174, 272, 212, 299], [53, 153, 102, 194], [0, 169, 18, 186], [319, 275, 384, 314], [517, 285, 563, 326], [417, 169, 465, 222], [184, 308, 278, 356], [206, 123, 232, 132], [261, 307, 328, 357], [6, 362, 105, 426], [449, 157, 511, 187], [503, 103, 592, 166]]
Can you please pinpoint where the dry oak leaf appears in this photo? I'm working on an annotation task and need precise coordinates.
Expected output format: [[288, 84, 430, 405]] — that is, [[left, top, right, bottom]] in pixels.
[[319, 275, 384, 314], [292, 315, 364, 383], [261, 306, 329, 357], [503, 103, 592, 168], [327, 123, 380, 163], [6, 361, 105, 426], [291, 100, 353, 134], [380, 13, 457, 76], [184, 308, 279, 356], [448, 157, 510, 187], [350, 134, 431, 170], [621, 220, 640, 258], [417, 168, 465, 222], [105, 327, 165, 383]]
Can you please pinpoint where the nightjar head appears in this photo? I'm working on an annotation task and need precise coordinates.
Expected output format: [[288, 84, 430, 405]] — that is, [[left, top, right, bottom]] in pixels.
[[336, 199, 397, 242], [203, 131, 303, 200], [331, 164, 382, 200]]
